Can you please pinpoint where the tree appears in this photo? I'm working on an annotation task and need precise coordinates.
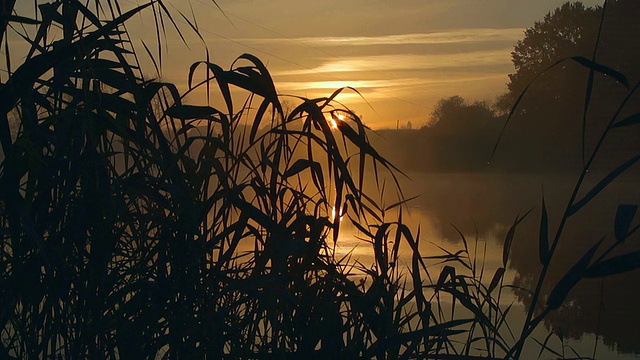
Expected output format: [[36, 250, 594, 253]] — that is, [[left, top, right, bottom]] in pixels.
[[503, 0, 640, 110], [492, 92, 512, 117], [423, 96, 500, 170], [495, 0, 640, 172], [429, 95, 465, 126], [429, 96, 495, 134], [508, 2, 601, 95], [496, 2, 608, 172]]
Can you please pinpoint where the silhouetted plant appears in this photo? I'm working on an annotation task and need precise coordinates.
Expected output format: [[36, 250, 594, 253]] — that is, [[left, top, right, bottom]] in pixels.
[[0, 1, 452, 358], [1, 0, 639, 359]]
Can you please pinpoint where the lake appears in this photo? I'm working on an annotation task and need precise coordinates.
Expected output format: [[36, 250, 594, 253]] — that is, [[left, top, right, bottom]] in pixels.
[[333, 171, 640, 359]]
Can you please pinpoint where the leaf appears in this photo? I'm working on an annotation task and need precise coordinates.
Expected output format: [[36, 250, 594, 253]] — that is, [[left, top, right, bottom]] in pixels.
[[612, 113, 640, 129], [435, 265, 456, 292], [384, 195, 420, 212], [546, 238, 603, 310], [73, 1, 103, 28], [0, 2, 154, 113], [188, 61, 233, 114], [348, 216, 375, 239], [235, 53, 280, 106], [227, 191, 285, 234], [335, 120, 385, 164], [249, 98, 271, 143], [282, 159, 314, 179], [144, 82, 181, 106], [228, 68, 263, 94], [534, 331, 564, 359], [584, 251, 640, 278], [141, 40, 161, 76], [83, 67, 135, 93], [451, 224, 469, 255], [374, 223, 392, 274], [614, 204, 637, 243], [165, 104, 219, 120], [581, 63, 595, 166], [444, 287, 499, 334], [87, 58, 128, 70], [410, 229, 430, 324], [539, 197, 550, 265], [310, 162, 325, 199], [570, 56, 630, 89], [0, 14, 41, 25], [502, 210, 532, 267], [176, 124, 197, 137], [488, 267, 505, 295], [569, 155, 640, 216]]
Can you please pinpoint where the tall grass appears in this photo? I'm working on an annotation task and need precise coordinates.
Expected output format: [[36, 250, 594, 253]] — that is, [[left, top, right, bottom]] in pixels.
[[0, 0, 638, 359], [0, 1, 452, 358]]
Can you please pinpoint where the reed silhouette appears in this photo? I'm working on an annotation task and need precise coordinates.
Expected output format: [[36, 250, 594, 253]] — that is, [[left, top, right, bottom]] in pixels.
[[0, 0, 638, 359]]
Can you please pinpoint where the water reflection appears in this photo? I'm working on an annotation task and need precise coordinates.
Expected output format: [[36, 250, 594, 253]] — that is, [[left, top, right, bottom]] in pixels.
[[390, 172, 640, 357], [505, 176, 640, 355]]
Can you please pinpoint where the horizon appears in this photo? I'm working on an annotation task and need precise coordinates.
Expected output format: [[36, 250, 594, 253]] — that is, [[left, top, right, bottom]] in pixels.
[[8, 0, 603, 129], [166, 0, 604, 129]]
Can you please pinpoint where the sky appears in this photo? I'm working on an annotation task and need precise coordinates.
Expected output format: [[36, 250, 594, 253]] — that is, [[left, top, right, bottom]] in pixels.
[[13, 0, 605, 129]]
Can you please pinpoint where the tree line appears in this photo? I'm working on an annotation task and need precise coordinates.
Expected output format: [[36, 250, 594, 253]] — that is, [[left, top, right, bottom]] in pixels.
[[374, 0, 640, 174]]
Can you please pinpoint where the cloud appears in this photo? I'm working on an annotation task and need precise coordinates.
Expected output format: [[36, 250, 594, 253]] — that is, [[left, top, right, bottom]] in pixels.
[[276, 75, 507, 92], [274, 73, 509, 108], [272, 49, 513, 76], [235, 28, 523, 47]]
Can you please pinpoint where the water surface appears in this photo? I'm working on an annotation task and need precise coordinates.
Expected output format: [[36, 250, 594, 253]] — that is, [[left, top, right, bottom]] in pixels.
[[338, 172, 640, 359]]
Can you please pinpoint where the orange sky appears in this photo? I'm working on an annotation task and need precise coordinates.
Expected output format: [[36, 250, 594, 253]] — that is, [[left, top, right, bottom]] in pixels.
[[10, 0, 604, 129]]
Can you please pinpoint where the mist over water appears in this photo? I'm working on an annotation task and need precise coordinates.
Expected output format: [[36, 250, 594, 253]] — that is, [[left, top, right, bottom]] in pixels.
[[350, 171, 640, 358]]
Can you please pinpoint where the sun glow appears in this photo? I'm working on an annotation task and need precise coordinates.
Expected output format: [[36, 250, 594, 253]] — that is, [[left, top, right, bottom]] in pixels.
[[331, 206, 344, 223], [329, 112, 345, 130]]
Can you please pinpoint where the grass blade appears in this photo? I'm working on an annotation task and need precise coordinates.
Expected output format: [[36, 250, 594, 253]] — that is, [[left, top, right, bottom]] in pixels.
[[569, 155, 640, 216], [502, 210, 531, 267], [165, 104, 220, 120], [611, 113, 640, 128], [614, 204, 638, 243], [488, 267, 505, 295], [546, 238, 603, 310], [585, 250, 640, 278], [570, 56, 629, 89], [539, 197, 550, 265]]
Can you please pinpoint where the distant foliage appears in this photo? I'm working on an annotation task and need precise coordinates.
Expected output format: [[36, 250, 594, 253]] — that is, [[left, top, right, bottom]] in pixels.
[[508, 2, 601, 96], [492, 0, 640, 172], [428, 96, 496, 133]]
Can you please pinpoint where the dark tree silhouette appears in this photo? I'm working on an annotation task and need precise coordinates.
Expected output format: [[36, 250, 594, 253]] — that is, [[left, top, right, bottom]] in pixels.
[[495, 2, 602, 123], [493, 0, 640, 173], [420, 96, 500, 170], [501, 0, 640, 354], [429, 96, 465, 125], [507, 2, 601, 97], [428, 96, 495, 134]]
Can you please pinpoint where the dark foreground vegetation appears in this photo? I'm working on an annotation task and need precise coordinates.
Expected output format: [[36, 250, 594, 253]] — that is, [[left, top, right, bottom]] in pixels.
[[1, 0, 639, 358]]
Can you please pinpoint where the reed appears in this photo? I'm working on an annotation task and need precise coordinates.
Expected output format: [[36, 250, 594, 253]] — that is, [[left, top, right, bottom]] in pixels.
[[0, 0, 638, 359], [0, 1, 445, 357]]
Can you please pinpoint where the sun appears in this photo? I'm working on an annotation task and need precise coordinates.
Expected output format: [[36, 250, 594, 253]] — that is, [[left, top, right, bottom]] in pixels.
[[329, 112, 345, 130]]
